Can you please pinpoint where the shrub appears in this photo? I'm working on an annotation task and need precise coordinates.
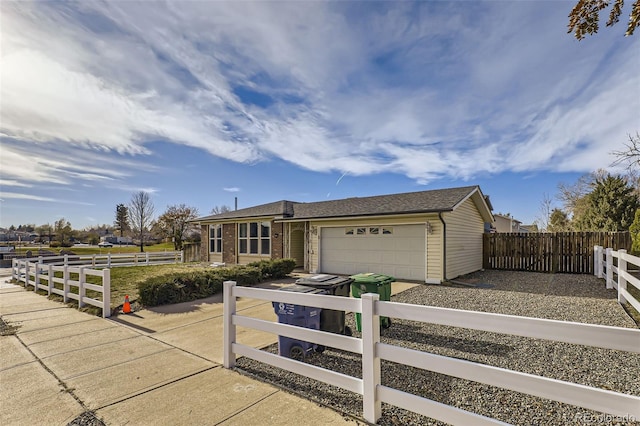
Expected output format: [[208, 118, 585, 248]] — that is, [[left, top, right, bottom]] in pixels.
[[248, 258, 297, 279], [49, 241, 61, 248], [137, 258, 297, 307]]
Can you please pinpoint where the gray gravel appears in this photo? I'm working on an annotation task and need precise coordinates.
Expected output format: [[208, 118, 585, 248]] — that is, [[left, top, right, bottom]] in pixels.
[[235, 271, 640, 425]]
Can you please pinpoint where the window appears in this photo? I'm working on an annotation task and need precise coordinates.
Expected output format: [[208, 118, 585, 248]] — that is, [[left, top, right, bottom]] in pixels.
[[356, 227, 366, 235], [345, 228, 354, 235], [239, 221, 270, 255], [369, 227, 379, 235], [209, 225, 222, 253], [382, 227, 393, 235]]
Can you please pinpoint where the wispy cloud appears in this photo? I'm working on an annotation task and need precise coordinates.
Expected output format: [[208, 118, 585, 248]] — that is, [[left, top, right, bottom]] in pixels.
[[1, 1, 637, 189], [223, 187, 241, 193], [0, 191, 95, 206]]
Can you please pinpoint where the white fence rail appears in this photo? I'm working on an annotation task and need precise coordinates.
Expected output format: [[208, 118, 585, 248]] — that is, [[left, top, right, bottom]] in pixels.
[[222, 281, 640, 425], [12, 259, 111, 318], [594, 246, 640, 313]]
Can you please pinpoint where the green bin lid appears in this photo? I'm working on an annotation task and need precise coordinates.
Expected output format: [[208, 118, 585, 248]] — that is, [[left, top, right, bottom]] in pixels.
[[349, 273, 395, 283]]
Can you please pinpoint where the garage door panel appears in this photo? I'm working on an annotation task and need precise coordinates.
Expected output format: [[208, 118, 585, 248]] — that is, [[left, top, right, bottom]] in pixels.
[[320, 225, 426, 281]]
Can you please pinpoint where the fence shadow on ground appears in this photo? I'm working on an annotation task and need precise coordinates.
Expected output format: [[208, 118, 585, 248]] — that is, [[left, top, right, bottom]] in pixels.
[[452, 271, 619, 300], [382, 321, 514, 357]]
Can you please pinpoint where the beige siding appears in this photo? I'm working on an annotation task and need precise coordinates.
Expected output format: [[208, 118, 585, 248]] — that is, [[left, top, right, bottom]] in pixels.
[[307, 215, 442, 281], [208, 253, 223, 263], [444, 197, 485, 279], [426, 219, 442, 281]]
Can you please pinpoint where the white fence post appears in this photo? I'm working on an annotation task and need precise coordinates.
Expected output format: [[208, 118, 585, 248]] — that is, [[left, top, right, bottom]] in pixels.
[[361, 293, 381, 423], [34, 261, 40, 291], [64, 254, 69, 266], [102, 269, 111, 318], [146, 252, 150, 264], [92, 255, 96, 267], [107, 253, 111, 268], [606, 248, 613, 289], [25, 261, 30, 290], [223, 281, 237, 369], [47, 264, 53, 295], [618, 250, 627, 305], [63, 265, 69, 303], [78, 267, 86, 309], [180, 251, 184, 263], [593, 246, 599, 277]]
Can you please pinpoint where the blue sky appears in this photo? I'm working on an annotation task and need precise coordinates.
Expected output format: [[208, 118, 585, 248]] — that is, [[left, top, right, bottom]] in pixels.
[[1, 1, 638, 229]]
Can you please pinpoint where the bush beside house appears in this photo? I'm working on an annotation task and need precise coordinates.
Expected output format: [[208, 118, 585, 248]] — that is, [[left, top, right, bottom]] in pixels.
[[138, 258, 296, 306]]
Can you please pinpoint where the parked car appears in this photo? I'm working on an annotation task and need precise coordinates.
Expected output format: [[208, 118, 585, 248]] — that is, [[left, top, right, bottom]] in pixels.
[[98, 242, 113, 248]]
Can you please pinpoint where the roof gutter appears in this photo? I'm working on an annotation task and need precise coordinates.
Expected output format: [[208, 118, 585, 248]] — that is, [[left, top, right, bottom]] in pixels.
[[438, 212, 446, 282], [275, 210, 452, 223]]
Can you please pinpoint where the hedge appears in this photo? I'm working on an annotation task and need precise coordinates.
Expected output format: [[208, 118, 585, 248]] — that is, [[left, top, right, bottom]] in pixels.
[[138, 258, 297, 307]]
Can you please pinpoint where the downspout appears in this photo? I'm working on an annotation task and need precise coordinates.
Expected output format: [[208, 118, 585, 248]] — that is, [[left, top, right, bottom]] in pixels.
[[438, 212, 446, 282]]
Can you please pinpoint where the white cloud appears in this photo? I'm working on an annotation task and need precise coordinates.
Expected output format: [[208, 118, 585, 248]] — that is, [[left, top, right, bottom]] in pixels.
[[1, 0, 638, 190], [223, 187, 241, 192]]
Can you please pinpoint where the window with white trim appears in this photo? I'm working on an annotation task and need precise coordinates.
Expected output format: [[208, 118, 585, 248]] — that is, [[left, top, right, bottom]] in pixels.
[[209, 225, 222, 253], [239, 222, 270, 255]]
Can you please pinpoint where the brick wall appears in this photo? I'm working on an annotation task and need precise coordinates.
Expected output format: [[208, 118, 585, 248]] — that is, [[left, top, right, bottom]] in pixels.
[[271, 221, 283, 260], [200, 225, 208, 262], [222, 223, 237, 264]]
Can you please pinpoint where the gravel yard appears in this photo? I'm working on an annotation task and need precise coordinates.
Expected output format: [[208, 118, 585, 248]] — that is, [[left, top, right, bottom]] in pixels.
[[235, 271, 640, 425]]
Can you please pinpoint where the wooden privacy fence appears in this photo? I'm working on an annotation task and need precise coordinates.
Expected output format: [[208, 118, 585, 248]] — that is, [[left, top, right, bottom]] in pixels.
[[483, 232, 631, 274]]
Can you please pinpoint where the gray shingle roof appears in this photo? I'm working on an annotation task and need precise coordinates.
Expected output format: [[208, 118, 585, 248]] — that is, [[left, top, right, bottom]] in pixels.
[[194, 186, 483, 222], [291, 186, 479, 219], [195, 200, 296, 221]]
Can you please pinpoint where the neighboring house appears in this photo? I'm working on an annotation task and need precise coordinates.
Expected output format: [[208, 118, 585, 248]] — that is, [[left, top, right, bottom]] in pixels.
[[493, 214, 525, 233], [193, 186, 493, 283]]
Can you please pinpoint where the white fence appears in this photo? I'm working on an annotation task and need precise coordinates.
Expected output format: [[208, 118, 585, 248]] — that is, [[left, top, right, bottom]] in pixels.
[[12, 259, 111, 318], [222, 281, 640, 425], [594, 246, 640, 313]]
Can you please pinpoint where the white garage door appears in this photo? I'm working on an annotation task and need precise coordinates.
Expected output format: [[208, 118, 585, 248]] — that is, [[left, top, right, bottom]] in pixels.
[[320, 225, 426, 281]]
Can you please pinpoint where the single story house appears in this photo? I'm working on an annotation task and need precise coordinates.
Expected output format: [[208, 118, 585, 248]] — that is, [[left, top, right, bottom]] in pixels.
[[192, 186, 494, 283]]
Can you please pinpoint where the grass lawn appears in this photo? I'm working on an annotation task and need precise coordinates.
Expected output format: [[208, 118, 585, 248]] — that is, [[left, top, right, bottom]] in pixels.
[[108, 263, 208, 309], [30, 261, 208, 316], [13, 242, 177, 256]]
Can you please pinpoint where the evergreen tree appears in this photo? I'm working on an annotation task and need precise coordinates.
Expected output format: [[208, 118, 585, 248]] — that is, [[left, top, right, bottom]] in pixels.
[[574, 174, 639, 231]]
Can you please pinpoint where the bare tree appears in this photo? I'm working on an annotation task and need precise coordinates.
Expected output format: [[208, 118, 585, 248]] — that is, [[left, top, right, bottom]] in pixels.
[[129, 191, 155, 252], [155, 204, 199, 250], [535, 193, 553, 232], [210, 205, 232, 215], [611, 132, 640, 171]]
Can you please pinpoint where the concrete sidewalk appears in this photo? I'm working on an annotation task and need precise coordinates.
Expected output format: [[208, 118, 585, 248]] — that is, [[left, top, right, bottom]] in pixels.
[[0, 276, 363, 426]]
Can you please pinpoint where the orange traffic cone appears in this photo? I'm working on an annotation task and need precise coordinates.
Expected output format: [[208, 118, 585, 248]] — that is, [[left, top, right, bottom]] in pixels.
[[123, 295, 131, 314]]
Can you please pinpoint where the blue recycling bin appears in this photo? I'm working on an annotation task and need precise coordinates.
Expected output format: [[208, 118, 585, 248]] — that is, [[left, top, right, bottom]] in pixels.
[[273, 284, 326, 361]]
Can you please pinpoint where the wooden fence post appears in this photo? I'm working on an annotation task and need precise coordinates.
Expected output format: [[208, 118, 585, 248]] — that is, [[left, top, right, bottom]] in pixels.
[[102, 269, 111, 318], [362, 293, 381, 424], [618, 250, 627, 305], [606, 248, 613, 289], [223, 281, 237, 369]]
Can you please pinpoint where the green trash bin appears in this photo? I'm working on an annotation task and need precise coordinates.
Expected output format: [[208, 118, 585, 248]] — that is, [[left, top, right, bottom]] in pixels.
[[350, 273, 394, 331]]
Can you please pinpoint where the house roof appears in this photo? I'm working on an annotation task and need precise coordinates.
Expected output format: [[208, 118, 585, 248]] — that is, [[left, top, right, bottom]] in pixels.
[[194, 186, 493, 223], [195, 200, 296, 221]]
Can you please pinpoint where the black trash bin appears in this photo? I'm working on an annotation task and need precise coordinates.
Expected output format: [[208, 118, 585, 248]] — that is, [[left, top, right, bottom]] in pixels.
[[295, 274, 354, 336], [273, 284, 326, 361]]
